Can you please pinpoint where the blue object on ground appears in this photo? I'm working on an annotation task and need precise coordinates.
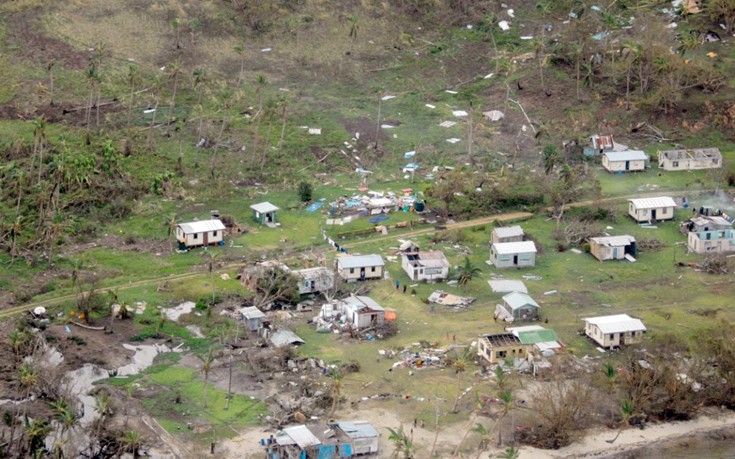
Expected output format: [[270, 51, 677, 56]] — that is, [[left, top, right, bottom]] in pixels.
[[306, 201, 323, 212], [370, 214, 389, 224]]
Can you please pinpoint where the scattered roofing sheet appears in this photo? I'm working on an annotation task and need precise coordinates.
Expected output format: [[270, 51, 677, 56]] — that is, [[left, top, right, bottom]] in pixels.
[[335, 421, 380, 439], [269, 329, 305, 347], [493, 225, 524, 239], [278, 425, 321, 448], [240, 306, 265, 320], [439, 120, 457, 128], [488, 280, 528, 294]]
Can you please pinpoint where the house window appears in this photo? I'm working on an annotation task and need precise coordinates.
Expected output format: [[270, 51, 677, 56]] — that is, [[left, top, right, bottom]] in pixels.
[[672, 161, 679, 167], [212, 231, 218, 237], [371, 267, 376, 272], [193, 233, 199, 239], [349, 268, 355, 274], [497, 351, 507, 358]]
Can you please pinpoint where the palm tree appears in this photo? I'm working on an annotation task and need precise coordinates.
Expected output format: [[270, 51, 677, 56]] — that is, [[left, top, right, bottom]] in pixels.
[[347, 16, 359, 55], [24, 418, 51, 457], [602, 361, 617, 393], [329, 370, 343, 418], [606, 399, 635, 444], [32, 116, 48, 186], [542, 145, 558, 175], [473, 423, 493, 458], [450, 348, 473, 413], [192, 67, 208, 140], [200, 349, 214, 408], [387, 425, 414, 458], [95, 391, 112, 439], [497, 389, 514, 446], [206, 251, 220, 308], [126, 64, 140, 130], [497, 446, 521, 459], [9, 328, 28, 361], [164, 212, 178, 252], [234, 45, 246, 87], [166, 61, 183, 127], [454, 257, 481, 291], [118, 430, 142, 458]]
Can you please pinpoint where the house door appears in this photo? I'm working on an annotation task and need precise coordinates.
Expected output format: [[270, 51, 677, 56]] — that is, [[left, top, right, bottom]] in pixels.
[[513, 255, 518, 265], [651, 209, 657, 220], [625, 161, 630, 171], [203, 232, 209, 245], [612, 248, 617, 259], [360, 267, 366, 280]]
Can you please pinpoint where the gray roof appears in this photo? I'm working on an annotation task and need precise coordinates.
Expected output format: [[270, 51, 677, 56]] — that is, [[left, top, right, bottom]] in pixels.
[[250, 201, 279, 213], [603, 150, 649, 162], [293, 266, 334, 280], [590, 235, 636, 247], [628, 196, 677, 209], [269, 329, 305, 347], [502, 292, 540, 310], [177, 219, 225, 234], [337, 254, 385, 269], [240, 306, 265, 320], [488, 280, 528, 294], [583, 314, 646, 334], [493, 225, 524, 238], [335, 421, 380, 439], [343, 295, 385, 313], [492, 241, 537, 255], [277, 425, 321, 448]]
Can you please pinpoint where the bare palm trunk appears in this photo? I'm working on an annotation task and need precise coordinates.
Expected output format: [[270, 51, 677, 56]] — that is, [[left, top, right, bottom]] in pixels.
[[210, 118, 227, 180]]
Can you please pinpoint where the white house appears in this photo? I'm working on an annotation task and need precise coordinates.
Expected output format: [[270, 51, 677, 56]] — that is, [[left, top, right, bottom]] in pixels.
[[491, 225, 524, 244], [240, 306, 265, 332], [175, 219, 225, 249], [333, 421, 380, 455], [601, 150, 649, 173], [589, 235, 637, 261], [340, 295, 385, 329], [401, 246, 450, 282], [583, 314, 646, 348], [292, 267, 335, 295], [687, 229, 735, 254], [489, 241, 537, 269], [336, 255, 385, 281], [657, 148, 722, 171], [628, 196, 677, 222]]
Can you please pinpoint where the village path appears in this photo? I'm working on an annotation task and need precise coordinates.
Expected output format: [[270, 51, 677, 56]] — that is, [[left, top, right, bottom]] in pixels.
[[5, 188, 714, 318]]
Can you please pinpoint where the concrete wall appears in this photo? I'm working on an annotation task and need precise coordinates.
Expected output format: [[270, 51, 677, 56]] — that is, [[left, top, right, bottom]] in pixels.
[[628, 204, 674, 222], [490, 249, 536, 269], [688, 231, 735, 254], [402, 257, 449, 281], [585, 324, 644, 348], [176, 228, 224, 248], [477, 339, 527, 364], [338, 265, 383, 281], [590, 242, 627, 261], [602, 157, 646, 172], [659, 157, 721, 171]]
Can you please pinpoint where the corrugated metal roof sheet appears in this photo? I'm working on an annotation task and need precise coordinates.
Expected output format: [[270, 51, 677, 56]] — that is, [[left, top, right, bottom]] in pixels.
[[293, 267, 333, 281], [269, 329, 305, 347], [493, 225, 524, 238], [177, 219, 225, 234], [279, 425, 321, 448], [343, 296, 385, 313], [583, 314, 646, 334], [602, 150, 649, 162], [337, 254, 385, 269], [492, 241, 537, 255], [250, 202, 279, 213], [335, 421, 379, 439], [240, 306, 265, 320], [590, 235, 636, 247], [415, 251, 450, 268], [502, 292, 540, 310], [627, 196, 677, 209], [488, 280, 528, 293], [515, 328, 559, 345]]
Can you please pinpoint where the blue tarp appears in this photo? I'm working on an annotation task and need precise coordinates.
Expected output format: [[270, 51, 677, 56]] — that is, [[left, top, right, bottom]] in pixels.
[[306, 201, 323, 212], [317, 445, 336, 459], [339, 444, 353, 457], [370, 215, 389, 224]]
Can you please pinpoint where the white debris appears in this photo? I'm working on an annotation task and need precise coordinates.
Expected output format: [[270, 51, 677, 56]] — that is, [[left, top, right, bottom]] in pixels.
[[261, 48, 272, 52], [439, 120, 457, 128], [446, 138, 461, 144], [507, 9, 515, 17], [445, 90, 458, 94], [382, 95, 396, 101], [452, 110, 468, 117], [498, 21, 511, 31], [520, 36, 534, 40], [308, 128, 322, 135], [381, 124, 396, 129], [483, 73, 494, 79], [425, 104, 436, 109]]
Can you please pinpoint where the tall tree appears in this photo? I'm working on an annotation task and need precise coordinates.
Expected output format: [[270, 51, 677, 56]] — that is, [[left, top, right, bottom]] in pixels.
[[200, 349, 215, 409], [453, 257, 481, 291], [347, 16, 359, 55]]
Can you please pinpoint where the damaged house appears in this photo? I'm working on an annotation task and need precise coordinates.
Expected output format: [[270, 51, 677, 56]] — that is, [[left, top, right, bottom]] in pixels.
[[399, 241, 450, 282], [495, 292, 540, 322], [687, 229, 735, 254], [491, 225, 524, 244], [680, 215, 733, 234], [657, 148, 722, 171], [477, 333, 528, 365], [319, 295, 385, 330], [264, 421, 379, 459], [589, 235, 637, 261], [336, 254, 385, 281], [292, 267, 336, 295]]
